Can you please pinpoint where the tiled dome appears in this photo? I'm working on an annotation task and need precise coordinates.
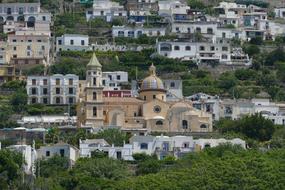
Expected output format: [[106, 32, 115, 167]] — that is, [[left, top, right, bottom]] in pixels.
[[141, 64, 164, 90]]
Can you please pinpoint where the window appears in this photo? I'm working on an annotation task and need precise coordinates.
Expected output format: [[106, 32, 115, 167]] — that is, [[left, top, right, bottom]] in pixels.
[[69, 97, 74, 104], [200, 46, 205, 51], [81, 40, 85, 46], [118, 31, 124, 37], [128, 31, 135, 37], [32, 79, 36, 85], [196, 27, 201, 33], [56, 88, 60, 94], [222, 54, 228, 59], [69, 78, 73, 85], [222, 46, 228, 51], [153, 95, 156, 99], [200, 124, 207, 129], [116, 151, 122, 159], [93, 92, 97, 100], [56, 79, 60, 85], [70, 40, 74, 45], [140, 143, 148, 149], [46, 151, 50, 157], [43, 79, 48, 85], [207, 28, 213, 34], [31, 97, 37, 104], [93, 77, 97, 86], [31, 88, 37, 95], [56, 97, 61, 104], [116, 75, 121, 80], [204, 144, 211, 148], [182, 120, 188, 129], [222, 32, 226, 38], [174, 46, 180, 51], [58, 40, 62, 45], [156, 120, 163, 125], [154, 105, 161, 113], [210, 46, 215, 51], [162, 142, 169, 151], [100, 11, 104, 16], [170, 82, 175, 88], [43, 98, 48, 104], [185, 46, 191, 51], [93, 107, 97, 117], [43, 88, 48, 95], [60, 149, 65, 157], [183, 143, 189, 148], [42, 16, 46, 21], [69, 88, 74, 94], [37, 39, 42, 43], [41, 45, 45, 50], [12, 39, 17, 42], [13, 46, 16, 51]]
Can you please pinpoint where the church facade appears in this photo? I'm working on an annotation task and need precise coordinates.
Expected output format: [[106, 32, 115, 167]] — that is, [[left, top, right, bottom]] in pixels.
[[78, 53, 213, 133]]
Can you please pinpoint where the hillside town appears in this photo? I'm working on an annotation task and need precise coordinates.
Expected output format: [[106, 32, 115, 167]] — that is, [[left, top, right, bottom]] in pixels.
[[0, 0, 285, 189]]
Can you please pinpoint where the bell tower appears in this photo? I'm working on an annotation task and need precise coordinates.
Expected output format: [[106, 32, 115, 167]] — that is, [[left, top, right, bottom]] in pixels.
[[84, 53, 104, 127]]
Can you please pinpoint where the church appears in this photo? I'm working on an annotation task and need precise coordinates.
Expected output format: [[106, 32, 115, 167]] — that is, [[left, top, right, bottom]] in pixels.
[[77, 53, 213, 134]]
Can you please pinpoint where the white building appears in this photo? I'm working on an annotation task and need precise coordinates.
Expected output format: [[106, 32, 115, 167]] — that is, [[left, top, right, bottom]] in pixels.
[[112, 25, 166, 38], [157, 40, 251, 65], [37, 143, 79, 165], [195, 138, 246, 150], [172, 21, 218, 36], [7, 144, 37, 174], [0, 3, 51, 34], [186, 93, 221, 121], [102, 71, 128, 91], [56, 34, 90, 52], [275, 7, 285, 18], [86, 0, 127, 22], [79, 135, 246, 160], [17, 116, 77, 127], [163, 79, 183, 101], [79, 139, 133, 160], [158, 0, 190, 21], [26, 74, 79, 105]]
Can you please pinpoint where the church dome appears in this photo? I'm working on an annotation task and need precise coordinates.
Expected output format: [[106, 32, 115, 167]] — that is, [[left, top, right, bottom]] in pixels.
[[141, 64, 165, 91]]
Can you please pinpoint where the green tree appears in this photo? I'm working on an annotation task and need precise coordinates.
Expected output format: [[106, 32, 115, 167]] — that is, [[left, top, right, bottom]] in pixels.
[[95, 129, 127, 146], [10, 90, 27, 113]]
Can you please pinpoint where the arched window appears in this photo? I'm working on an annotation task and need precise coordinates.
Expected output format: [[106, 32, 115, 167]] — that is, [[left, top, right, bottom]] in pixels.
[[27, 16, 36, 27], [17, 16, 25, 22], [185, 46, 191, 51], [204, 144, 211, 148], [93, 91, 97, 100], [182, 120, 188, 129], [200, 124, 207, 129], [156, 120, 163, 126], [93, 107, 97, 117], [207, 28, 213, 34], [196, 27, 201, 33], [118, 31, 124, 37], [174, 46, 180, 51], [6, 16, 14, 21]]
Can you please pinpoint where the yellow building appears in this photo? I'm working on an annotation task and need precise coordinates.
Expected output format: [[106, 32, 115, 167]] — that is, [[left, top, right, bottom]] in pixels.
[[79, 53, 213, 133]]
